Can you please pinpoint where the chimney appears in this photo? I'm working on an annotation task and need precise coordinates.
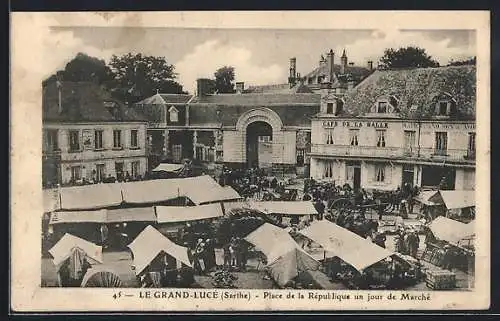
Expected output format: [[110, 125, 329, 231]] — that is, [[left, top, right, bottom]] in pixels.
[[367, 60, 373, 71], [341, 49, 348, 74], [56, 71, 64, 114], [235, 82, 245, 94], [327, 49, 335, 84], [196, 78, 212, 97], [288, 57, 297, 87]]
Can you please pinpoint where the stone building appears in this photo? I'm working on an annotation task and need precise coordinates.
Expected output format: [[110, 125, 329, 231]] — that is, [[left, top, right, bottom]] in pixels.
[[136, 49, 372, 176], [42, 82, 148, 187], [309, 65, 476, 191]]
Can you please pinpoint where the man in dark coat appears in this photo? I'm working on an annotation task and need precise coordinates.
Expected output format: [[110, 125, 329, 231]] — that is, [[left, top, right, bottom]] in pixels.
[[314, 199, 325, 220]]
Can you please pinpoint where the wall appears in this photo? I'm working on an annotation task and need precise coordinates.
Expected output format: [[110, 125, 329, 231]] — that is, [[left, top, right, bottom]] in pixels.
[[455, 168, 475, 190], [222, 130, 245, 163]]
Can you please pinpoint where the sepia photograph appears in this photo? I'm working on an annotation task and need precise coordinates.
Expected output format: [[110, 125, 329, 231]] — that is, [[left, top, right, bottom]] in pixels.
[[11, 11, 490, 311]]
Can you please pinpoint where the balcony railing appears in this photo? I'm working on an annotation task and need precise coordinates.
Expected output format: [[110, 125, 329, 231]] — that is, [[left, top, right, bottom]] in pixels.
[[310, 144, 476, 163]]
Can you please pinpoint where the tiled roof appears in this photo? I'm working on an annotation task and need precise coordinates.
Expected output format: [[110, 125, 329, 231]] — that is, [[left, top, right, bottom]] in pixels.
[[342, 65, 476, 119], [189, 93, 320, 106], [43, 82, 147, 123], [244, 83, 314, 94], [304, 64, 371, 81], [135, 93, 193, 105]]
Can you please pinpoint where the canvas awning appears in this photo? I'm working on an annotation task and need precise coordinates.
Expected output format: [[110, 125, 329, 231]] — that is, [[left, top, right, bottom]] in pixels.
[[428, 216, 476, 244], [413, 190, 439, 206], [127, 225, 192, 275], [48, 233, 103, 267], [43, 189, 61, 213], [250, 201, 318, 216], [59, 183, 123, 210], [298, 220, 394, 272], [245, 223, 320, 287], [156, 203, 223, 224], [49, 210, 107, 224], [182, 175, 242, 205], [106, 207, 157, 223], [49, 207, 156, 224], [152, 163, 184, 173], [430, 190, 475, 209], [121, 179, 183, 205]]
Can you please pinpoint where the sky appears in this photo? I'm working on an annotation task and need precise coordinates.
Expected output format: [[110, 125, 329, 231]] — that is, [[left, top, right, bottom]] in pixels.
[[41, 26, 476, 94]]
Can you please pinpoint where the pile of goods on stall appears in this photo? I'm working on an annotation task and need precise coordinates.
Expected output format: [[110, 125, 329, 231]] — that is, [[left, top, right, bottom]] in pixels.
[[211, 270, 238, 288]]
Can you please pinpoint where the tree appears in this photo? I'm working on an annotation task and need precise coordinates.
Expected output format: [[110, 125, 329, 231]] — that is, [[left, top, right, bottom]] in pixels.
[[214, 66, 235, 94], [108, 53, 186, 103], [42, 53, 114, 87], [448, 57, 476, 66], [379, 46, 440, 69]]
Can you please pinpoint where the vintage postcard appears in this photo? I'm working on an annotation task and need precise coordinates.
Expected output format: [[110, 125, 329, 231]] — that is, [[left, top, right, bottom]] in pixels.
[[10, 11, 490, 312]]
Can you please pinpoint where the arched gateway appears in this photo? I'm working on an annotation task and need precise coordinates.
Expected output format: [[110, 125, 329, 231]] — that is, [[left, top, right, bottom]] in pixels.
[[236, 108, 284, 169]]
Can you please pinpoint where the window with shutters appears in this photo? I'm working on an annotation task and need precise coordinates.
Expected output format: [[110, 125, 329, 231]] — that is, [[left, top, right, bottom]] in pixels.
[[376, 130, 386, 147], [404, 130, 416, 154], [131, 161, 140, 177], [467, 132, 476, 158], [45, 129, 59, 152], [69, 130, 80, 152], [324, 161, 334, 178], [71, 166, 81, 181], [94, 130, 103, 150], [325, 130, 334, 145], [96, 164, 105, 182], [349, 129, 359, 146], [113, 130, 122, 149], [435, 132, 448, 155], [130, 129, 138, 148]]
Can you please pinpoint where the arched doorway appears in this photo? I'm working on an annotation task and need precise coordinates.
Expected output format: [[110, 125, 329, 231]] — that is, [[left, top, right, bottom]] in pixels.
[[246, 121, 273, 168]]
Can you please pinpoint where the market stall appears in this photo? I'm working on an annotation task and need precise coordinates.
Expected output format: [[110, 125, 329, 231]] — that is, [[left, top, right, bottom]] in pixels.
[[244, 223, 321, 288], [155, 203, 223, 246], [298, 220, 419, 289], [48, 233, 103, 287], [128, 225, 194, 288], [81, 265, 123, 287], [429, 190, 475, 222], [150, 163, 185, 179]]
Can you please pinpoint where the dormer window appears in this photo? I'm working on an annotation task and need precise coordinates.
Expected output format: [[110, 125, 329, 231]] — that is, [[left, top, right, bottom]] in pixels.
[[168, 106, 179, 122], [433, 93, 457, 117], [377, 102, 388, 113], [326, 103, 334, 114]]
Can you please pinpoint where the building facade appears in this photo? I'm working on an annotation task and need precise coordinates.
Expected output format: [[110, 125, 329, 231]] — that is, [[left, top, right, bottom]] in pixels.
[[136, 49, 372, 175], [310, 65, 476, 191], [42, 82, 148, 187]]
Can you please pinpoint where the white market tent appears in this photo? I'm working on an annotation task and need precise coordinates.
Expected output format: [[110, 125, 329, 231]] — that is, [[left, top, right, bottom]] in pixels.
[[245, 223, 320, 287], [298, 220, 394, 272], [413, 190, 439, 206], [127, 225, 192, 276], [151, 163, 184, 173], [428, 216, 476, 244], [48, 233, 103, 268], [58, 183, 124, 210], [251, 201, 318, 216], [156, 203, 223, 224], [49, 207, 157, 225], [51, 176, 242, 211], [430, 190, 475, 210], [222, 201, 317, 216]]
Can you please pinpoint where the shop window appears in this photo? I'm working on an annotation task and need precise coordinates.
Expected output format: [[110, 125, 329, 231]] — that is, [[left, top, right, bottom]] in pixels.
[[349, 129, 359, 146], [376, 130, 386, 147], [375, 165, 385, 182], [96, 164, 106, 182], [70, 166, 81, 182], [172, 145, 182, 162], [324, 161, 334, 178], [296, 149, 305, 166]]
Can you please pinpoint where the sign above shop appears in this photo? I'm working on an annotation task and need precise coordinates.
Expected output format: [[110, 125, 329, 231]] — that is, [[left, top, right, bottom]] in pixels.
[[323, 120, 388, 128]]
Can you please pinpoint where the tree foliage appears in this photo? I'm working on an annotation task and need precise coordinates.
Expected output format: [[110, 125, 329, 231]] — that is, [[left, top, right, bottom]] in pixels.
[[108, 53, 186, 103], [43, 52, 187, 104], [214, 66, 235, 94], [448, 57, 476, 66], [379, 46, 440, 70]]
